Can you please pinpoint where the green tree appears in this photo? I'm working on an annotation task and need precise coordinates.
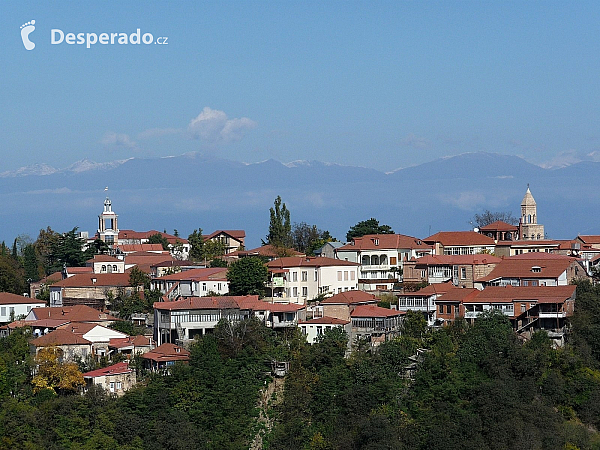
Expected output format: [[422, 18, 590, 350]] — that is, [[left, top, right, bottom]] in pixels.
[[210, 258, 228, 268], [346, 218, 394, 242], [227, 257, 268, 297], [22, 244, 41, 283], [265, 195, 292, 248], [0, 254, 26, 294], [129, 266, 150, 292], [291, 222, 336, 255], [147, 233, 169, 251], [188, 228, 204, 261]]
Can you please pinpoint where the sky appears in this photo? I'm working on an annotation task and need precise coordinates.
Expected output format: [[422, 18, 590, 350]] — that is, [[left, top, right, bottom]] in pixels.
[[2, 1, 600, 173]]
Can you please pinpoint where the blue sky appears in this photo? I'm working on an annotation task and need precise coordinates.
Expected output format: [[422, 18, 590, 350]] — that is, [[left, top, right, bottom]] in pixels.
[[2, 1, 600, 173]]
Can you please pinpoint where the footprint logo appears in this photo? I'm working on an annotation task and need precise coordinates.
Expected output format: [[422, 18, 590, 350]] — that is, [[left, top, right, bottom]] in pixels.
[[20, 20, 36, 50]]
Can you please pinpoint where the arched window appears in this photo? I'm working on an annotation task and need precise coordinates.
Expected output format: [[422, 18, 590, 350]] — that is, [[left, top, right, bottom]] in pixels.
[[528, 214, 532, 224], [101, 265, 106, 272], [362, 255, 370, 265], [380, 255, 387, 265], [113, 265, 118, 272], [107, 265, 113, 273], [371, 255, 379, 265]]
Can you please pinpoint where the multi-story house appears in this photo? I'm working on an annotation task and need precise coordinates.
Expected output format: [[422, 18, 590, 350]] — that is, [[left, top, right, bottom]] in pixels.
[[0, 292, 46, 324], [423, 231, 496, 256], [475, 253, 589, 288], [266, 257, 360, 303], [203, 230, 245, 254], [396, 282, 456, 325], [335, 234, 433, 291], [151, 267, 229, 298], [49, 273, 133, 309], [402, 254, 501, 288], [153, 295, 306, 345]]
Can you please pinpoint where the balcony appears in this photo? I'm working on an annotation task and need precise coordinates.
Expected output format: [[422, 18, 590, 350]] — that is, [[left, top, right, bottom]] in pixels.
[[539, 311, 567, 319], [361, 264, 391, 271]]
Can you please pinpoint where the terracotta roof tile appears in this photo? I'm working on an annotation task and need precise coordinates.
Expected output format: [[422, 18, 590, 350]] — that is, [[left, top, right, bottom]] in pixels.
[[267, 256, 359, 269], [0, 292, 46, 305], [338, 234, 432, 251], [30, 328, 92, 346], [28, 305, 118, 322], [155, 268, 228, 282], [142, 343, 190, 362], [350, 305, 404, 318], [320, 290, 378, 305], [52, 273, 131, 288], [83, 362, 133, 378], [478, 221, 519, 232]]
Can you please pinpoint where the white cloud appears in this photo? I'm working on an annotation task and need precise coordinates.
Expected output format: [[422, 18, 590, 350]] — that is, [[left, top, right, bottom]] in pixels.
[[102, 132, 138, 150], [188, 107, 257, 143], [399, 133, 430, 149]]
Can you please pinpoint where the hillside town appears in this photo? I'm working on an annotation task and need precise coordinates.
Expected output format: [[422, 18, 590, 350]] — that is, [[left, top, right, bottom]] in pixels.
[[0, 186, 596, 399]]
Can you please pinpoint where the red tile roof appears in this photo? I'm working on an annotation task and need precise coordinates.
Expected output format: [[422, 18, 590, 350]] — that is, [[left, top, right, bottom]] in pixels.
[[398, 282, 455, 297], [578, 235, 600, 245], [117, 244, 165, 253], [155, 268, 228, 282], [235, 298, 305, 312], [109, 335, 153, 349], [66, 267, 94, 274], [0, 292, 45, 305], [435, 288, 480, 303], [267, 256, 359, 269], [478, 221, 519, 232], [30, 328, 92, 347], [320, 290, 378, 305], [350, 305, 404, 318], [52, 273, 131, 288], [476, 256, 577, 282], [87, 255, 122, 263], [204, 230, 246, 241], [424, 231, 495, 246], [119, 230, 189, 245], [299, 316, 350, 325], [465, 285, 576, 303], [28, 305, 118, 323], [153, 295, 258, 311], [142, 343, 190, 362], [338, 234, 432, 251], [83, 362, 133, 378]]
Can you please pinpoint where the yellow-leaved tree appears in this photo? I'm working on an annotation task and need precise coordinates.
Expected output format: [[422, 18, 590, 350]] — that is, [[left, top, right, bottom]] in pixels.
[[32, 346, 84, 394]]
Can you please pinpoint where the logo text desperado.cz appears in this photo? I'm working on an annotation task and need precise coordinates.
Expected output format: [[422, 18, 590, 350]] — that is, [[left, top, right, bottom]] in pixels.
[[51, 29, 167, 48]]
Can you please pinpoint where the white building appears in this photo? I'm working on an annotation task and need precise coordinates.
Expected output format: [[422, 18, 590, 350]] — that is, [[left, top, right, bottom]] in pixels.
[[336, 234, 433, 291], [266, 257, 360, 304], [0, 292, 46, 323], [151, 268, 229, 299]]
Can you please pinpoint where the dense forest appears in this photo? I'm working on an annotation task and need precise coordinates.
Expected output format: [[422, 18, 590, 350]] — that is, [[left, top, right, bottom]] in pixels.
[[1, 281, 600, 449]]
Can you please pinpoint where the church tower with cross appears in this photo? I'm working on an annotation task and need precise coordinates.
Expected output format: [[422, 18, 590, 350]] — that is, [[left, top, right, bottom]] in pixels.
[[97, 188, 119, 247], [519, 185, 544, 240]]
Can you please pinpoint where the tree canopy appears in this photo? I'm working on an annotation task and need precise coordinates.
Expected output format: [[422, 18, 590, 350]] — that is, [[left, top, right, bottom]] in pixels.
[[291, 222, 335, 256], [226, 257, 268, 297], [346, 218, 394, 242], [147, 233, 170, 250], [265, 196, 292, 248], [472, 210, 519, 228]]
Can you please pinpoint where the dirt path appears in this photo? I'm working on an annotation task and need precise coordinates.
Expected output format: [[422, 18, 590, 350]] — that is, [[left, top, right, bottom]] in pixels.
[[250, 376, 285, 450]]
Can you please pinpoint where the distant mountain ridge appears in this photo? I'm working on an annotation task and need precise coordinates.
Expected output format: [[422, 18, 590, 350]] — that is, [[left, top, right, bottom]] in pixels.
[[1, 151, 598, 248]]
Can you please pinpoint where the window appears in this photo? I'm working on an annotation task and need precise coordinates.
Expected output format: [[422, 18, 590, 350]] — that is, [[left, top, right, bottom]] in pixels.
[[302, 287, 308, 296], [390, 257, 397, 265], [293, 287, 298, 297], [439, 304, 444, 314], [9, 307, 14, 316], [217, 283, 222, 290], [202, 283, 207, 291], [109, 382, 115, 393], [350, 271, 355, 281], [101, 265, 106, 272], [116, 381, 122, 390], [0, 307, 4, 316], [113, 265, 118, 272], [317, 326, 323, 335], [461, 267, 467, 279], [314, 270, 318, 281], [293, 272, 298, 282], [301, 271, 307, 282], [337, 271, 342, 281], [344, 271, 348, 281], [531, 266, 541, 273], [446, 305, 452, 314]]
